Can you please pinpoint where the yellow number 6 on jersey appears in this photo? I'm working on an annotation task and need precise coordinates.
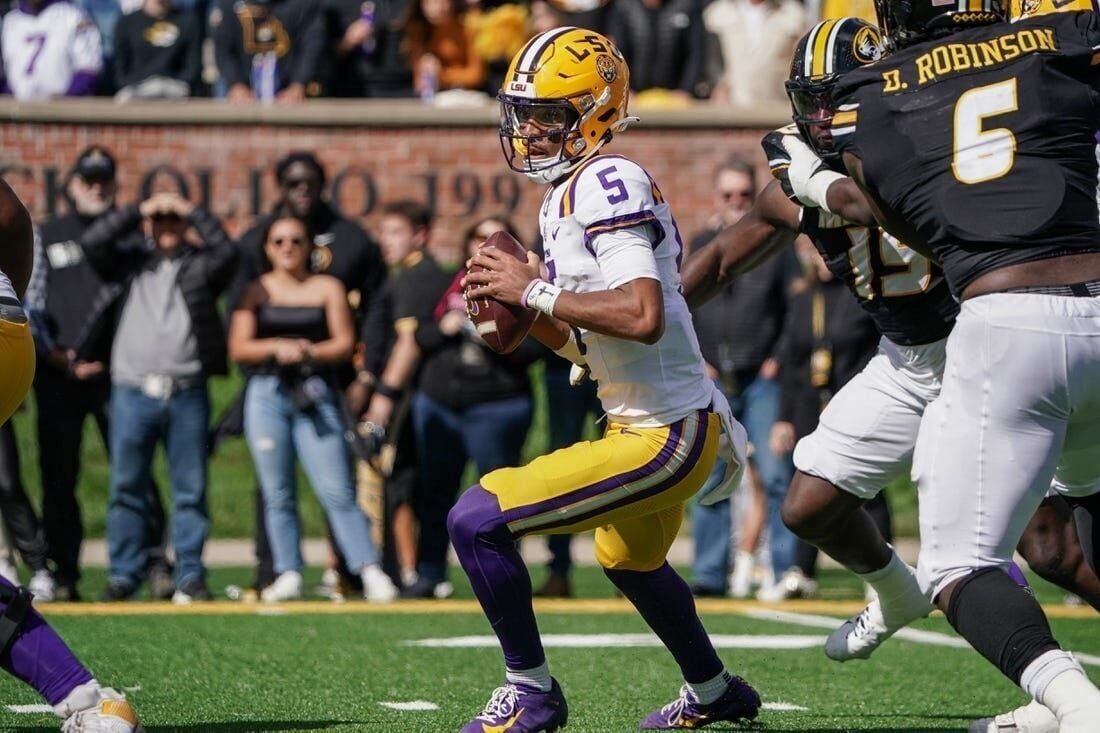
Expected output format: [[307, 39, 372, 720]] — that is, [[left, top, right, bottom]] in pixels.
[[952, 78, 1019, 185]]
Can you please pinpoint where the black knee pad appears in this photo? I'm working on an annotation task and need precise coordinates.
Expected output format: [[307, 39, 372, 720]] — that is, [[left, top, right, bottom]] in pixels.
[[945, 567, 1060, 684]]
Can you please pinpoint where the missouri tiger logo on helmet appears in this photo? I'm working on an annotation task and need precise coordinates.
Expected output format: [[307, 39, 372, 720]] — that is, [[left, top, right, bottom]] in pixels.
[[1008, 0, 1092, 21], [786, 18, 883, 160], [498, 27, 636, 184], [873, 0, 1005, 51]]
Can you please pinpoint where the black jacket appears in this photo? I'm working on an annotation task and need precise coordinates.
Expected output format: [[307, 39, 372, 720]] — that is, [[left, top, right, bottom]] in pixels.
[[33, 211, 118, 365], [212, 0, 325, 92], [79, 205, 239, 377]]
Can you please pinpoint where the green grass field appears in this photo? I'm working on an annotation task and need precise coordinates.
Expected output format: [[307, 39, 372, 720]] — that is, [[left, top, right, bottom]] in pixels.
[[0, 568, 1094, 732]]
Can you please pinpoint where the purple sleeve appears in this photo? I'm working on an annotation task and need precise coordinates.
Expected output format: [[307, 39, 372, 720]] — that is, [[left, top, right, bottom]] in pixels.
[[65, 71, 99, 96]]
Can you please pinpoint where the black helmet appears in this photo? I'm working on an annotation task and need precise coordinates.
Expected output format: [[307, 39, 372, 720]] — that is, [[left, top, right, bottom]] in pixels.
[[785, 18, 883, 160], [874, 0, 1005, 52]]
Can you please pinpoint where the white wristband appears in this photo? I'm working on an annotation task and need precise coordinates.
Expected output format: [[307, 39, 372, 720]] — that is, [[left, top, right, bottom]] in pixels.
[[521, 279, 562, 317], [801, 169, 845, 214]]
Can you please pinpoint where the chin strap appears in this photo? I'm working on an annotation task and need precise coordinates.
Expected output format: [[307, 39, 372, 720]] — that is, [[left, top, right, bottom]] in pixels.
[[611, 116, 640, 135]]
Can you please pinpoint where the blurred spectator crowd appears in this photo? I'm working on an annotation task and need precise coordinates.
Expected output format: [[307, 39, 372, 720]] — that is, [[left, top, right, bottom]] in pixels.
[[0, 142, 892, 605], [0, 0, 866, 109]]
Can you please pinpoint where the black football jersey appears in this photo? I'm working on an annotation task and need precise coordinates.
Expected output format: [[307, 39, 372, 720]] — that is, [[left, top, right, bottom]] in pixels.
[[833, 12, 1100, 295], [800, 209, 959, 345]]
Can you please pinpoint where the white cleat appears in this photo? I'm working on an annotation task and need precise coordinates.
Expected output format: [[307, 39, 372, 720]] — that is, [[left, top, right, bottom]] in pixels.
[[61, 688, 143, 733], [825, 574, 932, 661], [968, 700, 1058, 733], [361, 564, 398, 603], [826, 599, 891, 661], [28, 570, 56, 603], [260, 570, 303, 602]]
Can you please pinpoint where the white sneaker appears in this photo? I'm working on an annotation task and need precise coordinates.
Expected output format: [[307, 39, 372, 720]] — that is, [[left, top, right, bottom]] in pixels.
[[60, 687, 143, 733], [361, 564, 398, 603], [28, 569, 56, 603], [968, 700, 1058, 732], [728, 552, 754, 599], [756, 568, 818, 602], [260, 571, 303, 602]]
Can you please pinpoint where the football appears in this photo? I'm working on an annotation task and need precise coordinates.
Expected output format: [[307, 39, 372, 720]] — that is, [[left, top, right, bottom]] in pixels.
[[466, 230, 538, 354]]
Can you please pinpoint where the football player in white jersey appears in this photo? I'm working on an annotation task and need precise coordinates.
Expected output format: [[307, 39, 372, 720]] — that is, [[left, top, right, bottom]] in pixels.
[[1, 0, 103, 100], [0, 180, 141, 732], [454, 27, 761, 733]]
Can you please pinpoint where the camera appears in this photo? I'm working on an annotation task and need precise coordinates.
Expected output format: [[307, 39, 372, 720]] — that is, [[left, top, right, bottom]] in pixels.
[[290, 374, 328, 413]]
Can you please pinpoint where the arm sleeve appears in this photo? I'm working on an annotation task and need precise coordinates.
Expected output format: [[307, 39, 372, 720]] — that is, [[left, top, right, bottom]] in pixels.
[[360, 282, 394, 377], [775, 316, 797, 424], [589, 226, 661, 290], [289, 6, 325, 86], [79, 205, 143, 280], [572, 158, 664, 289], [69, 11, 104, 75], [213, 3, 247, 88], [25, 227, 54, 356], [112, 16, 134, 89], [438, 23, 486, 90], [189, 207, 239, 294], [179, 12, 203, 90], [677, 2, 705, 94]]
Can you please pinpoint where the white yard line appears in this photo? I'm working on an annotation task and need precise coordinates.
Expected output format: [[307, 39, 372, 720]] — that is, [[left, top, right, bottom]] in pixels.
[[745, 609, 1100, 666], [6, 704, 54, 714], [379, 701, 439, 711], [406, 633, 827, 649]]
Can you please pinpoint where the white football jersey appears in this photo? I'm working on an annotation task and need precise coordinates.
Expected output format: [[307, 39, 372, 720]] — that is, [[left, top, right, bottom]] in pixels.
[[540, 154, 712, 427], [2, 2, 103, 100]]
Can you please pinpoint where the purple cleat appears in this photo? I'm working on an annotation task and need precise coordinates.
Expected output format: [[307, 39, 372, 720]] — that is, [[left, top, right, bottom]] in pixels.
[[640, 676, 761, 730], [460, 679, 568, 733]]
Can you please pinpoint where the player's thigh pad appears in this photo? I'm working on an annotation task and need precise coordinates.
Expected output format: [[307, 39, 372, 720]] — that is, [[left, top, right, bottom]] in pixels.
[[793, 337, 943, 500], [0, 319, 34, 425], [481, 410, 719, 537], [913, 294, 1100, 598]]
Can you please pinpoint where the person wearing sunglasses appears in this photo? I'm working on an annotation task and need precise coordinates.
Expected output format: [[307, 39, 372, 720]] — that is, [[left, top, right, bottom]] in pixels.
[[228, 215, 397, 603], [221, 151, 385, 600], [78, 189, 238, 604]]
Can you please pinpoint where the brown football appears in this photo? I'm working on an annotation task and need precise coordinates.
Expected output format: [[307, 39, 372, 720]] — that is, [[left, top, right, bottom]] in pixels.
[[466, 230, 538, 354]]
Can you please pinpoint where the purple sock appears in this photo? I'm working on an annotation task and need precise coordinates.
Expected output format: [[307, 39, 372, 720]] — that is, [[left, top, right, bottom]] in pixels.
[[0, 577, 93, 705], [605, 563, 725, 684], [447, 485, 546, 671]]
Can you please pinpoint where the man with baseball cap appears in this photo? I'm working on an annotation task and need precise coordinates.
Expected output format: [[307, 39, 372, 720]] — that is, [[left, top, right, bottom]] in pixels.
[[24, 146, 171, 601]]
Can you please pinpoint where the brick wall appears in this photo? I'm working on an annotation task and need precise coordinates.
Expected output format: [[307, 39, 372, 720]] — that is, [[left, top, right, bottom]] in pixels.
[[0, 119, 775, 263]]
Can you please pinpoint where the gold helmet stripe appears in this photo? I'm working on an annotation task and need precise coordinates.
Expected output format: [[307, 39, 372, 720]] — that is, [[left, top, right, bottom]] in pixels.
[[809, 19, 840, 78]]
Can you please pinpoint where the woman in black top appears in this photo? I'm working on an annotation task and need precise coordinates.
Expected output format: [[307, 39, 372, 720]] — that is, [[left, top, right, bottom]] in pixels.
[[228, 215, 396, 603]]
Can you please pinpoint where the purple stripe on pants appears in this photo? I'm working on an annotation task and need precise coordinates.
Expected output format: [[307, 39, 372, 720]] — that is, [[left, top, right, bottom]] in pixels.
[[508, 410, 709, 535]]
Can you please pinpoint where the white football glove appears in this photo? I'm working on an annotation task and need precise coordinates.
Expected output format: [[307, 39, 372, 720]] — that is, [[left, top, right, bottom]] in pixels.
[[781, 135, 845, 213]]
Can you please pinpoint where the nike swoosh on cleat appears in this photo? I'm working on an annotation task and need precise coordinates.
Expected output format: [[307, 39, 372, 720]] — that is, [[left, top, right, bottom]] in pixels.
[[482, 708, 525, 733]]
